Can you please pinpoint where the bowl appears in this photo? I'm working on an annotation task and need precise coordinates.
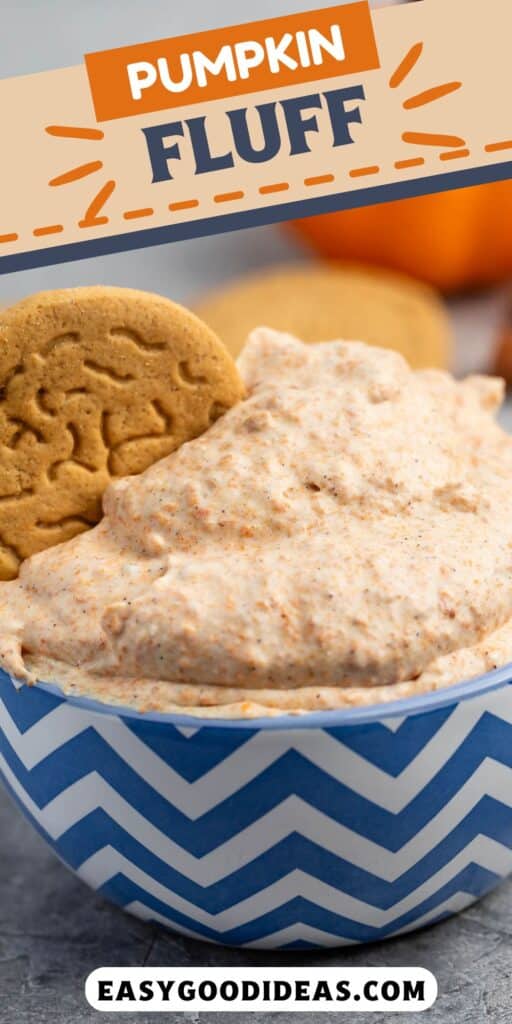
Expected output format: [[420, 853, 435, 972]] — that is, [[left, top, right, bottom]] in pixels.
[[0, 664, 511, 950]]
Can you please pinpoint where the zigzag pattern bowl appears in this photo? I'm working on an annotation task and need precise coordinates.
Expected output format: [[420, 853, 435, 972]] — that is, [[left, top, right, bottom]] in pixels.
[[0, 665, 511, 950]]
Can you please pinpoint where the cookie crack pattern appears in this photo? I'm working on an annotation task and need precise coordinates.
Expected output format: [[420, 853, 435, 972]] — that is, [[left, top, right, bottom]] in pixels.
[[84, 360, 135, 384], [47, 420, 104, 482], [47, 459, 98, 483], [40, 332, 80, 356], [152, 399, 174, 433], [99, 410, 113, 449], [64, 387, 87, 398], [34, 388, 56, 417], [209, 402, 230, 424], [110, 327, 167, 352], [35, 515, 94, 533], [0, 488, 34, 504], [66, 422, 98, 473], [177, 360, 208, 386], [0, 288, 244, 577], [6, 419, 44, 449], [106, 399, 174, 475], [0, 534, 21, 572], [0, 364, 24, 399]]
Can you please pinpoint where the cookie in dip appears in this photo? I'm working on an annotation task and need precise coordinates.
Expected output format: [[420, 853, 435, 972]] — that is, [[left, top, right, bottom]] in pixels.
[[0, 328, 511, 718]]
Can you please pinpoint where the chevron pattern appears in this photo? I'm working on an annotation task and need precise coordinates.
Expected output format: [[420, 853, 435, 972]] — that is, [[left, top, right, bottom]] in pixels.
[[1, 668, 512, 949]]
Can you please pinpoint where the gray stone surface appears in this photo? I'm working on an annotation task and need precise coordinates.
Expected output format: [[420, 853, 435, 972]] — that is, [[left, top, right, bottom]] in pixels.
[[1, 787, 511, 1023]]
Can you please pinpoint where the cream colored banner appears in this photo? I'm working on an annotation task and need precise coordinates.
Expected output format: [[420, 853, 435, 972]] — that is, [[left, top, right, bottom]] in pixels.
[[0, 0, 511, 269]]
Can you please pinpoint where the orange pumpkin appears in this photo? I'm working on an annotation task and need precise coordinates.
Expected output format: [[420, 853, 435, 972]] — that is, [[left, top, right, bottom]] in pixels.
[[289, 181, 512, 293]]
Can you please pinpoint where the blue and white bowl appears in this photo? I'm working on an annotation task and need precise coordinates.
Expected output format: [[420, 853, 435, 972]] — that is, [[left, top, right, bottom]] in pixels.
[[0, 664, 511, 950]]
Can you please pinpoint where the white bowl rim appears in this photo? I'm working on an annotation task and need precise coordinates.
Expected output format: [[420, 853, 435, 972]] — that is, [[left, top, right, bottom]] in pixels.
[[3, 661, 512, 731]]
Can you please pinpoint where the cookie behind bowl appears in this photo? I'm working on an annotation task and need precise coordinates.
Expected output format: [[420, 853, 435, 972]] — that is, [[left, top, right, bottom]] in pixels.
[[0, 286, 245, 579], [194, 262, 452, 368]]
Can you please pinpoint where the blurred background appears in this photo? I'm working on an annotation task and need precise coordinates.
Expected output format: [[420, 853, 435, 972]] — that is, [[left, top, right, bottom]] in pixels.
[[1, 0, 511, 417]]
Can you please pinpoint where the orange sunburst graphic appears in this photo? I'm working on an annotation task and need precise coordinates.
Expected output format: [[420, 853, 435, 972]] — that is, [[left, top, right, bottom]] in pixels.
[[389, 43, 466, 160], [45, 124, 116, 227], [43, 44, 466, 229]]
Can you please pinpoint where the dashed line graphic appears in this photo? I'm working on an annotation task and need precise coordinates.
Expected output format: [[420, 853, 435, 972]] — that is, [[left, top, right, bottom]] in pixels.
[[440, 148, 470, 161], [0, 142, 507, 249], [394, 157, 425, 169], [349, 165, 380, 178], [304, 174, 335, 187], [33, 224, 64, 237], [214, 191, 245, 203], [169, 199, 200, 212], [123, 207, 155, 220], [259, 182, 290, 194], [485, 140, 512, 153]]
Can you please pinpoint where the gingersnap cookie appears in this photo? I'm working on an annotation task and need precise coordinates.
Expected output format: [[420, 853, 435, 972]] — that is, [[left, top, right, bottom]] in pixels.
[[0, 286, 244, 580], [194, 262, 452, 368]]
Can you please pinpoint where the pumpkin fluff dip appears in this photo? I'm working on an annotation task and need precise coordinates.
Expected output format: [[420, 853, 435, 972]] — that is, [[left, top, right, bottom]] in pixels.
[[1, 328, 512, 718]]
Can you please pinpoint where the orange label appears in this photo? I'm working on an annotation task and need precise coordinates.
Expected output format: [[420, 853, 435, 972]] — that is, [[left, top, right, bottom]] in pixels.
[[1, 0, 511, 275], [85, 3, 380, 122]]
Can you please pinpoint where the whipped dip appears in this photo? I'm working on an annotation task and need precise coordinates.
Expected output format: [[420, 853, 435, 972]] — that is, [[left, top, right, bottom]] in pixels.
[[1, 328, 512, 718]]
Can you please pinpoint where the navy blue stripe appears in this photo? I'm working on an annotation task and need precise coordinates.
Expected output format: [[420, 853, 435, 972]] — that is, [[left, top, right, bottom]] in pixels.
[[327, 704, 454, 775], [125, 718, 252, 782], [0, 675, 64, 732], [280, 939, 324, 950], [1, 756, 510, 919], [98, 862, 498, 946], [0, 669, 466, 779], [55, 798, 512, 912], [1, 714, 512, 851], [1, 160, 511, 276]]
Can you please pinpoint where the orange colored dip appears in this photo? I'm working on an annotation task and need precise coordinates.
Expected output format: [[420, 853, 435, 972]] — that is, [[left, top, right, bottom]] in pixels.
[[0, 330, 511, 717]]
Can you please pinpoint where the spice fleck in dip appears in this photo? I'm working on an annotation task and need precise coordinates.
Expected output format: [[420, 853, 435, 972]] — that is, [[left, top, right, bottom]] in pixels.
[[1, 329, 512, 717]]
